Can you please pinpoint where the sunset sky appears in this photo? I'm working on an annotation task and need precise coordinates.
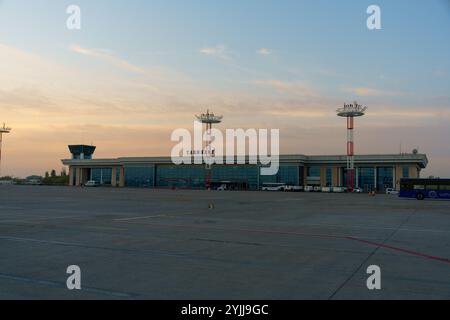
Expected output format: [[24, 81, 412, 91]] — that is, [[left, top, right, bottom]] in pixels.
[[0, 0, 449, 177]]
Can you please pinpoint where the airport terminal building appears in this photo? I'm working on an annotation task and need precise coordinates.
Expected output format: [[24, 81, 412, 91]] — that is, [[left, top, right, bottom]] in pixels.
[[62, 145, 428, 192]]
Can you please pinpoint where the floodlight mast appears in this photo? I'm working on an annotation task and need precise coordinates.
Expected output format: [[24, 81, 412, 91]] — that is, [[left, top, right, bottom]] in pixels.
[[0, 123, 12, 177], [337, 102, 367, 192], [195, 110, 223, 189]]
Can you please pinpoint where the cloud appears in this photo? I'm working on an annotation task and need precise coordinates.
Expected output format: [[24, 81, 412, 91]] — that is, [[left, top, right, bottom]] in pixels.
[[433, 68, 448, 77], [257, 48, 271, 56], [346, 87, 401, 97], [1, 43, 450, 178], [199, 44, 231, 60], [70, 44, 145, 74]]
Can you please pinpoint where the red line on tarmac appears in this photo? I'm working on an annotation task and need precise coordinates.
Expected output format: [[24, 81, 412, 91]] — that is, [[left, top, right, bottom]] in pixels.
[[120, 220, 450, 265], [346, 236, 450, 265]]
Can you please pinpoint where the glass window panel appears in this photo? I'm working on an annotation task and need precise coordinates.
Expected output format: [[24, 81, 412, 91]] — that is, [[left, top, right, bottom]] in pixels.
[[125, 166, 154, 187]]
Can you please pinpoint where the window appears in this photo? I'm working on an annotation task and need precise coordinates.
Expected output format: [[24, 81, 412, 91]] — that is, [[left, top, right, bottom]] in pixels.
[[358, 167, 375, 191], [307, 166, 321, 177], [91, 168, 112, 185], [401, 184, 412, 191], [413, 185, 425, 190], [426, 185, 439, 190], [156, 165, 204, 189], [125, 166, 154, 187], [377, 167, 393, 191], [260, 166, 300, 187], [440, 185, 450, 191], [326, 168, 333, 186], [402, 166, 410, 178]]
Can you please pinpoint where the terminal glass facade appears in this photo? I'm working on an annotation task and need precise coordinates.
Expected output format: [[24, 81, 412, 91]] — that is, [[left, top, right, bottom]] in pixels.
[[212, 165, 259, 190], [377, 167, 394, 192], [403, 166, 410, 178], [125, 166, 154, 187], [156, 165, 205, 189], [91, 168, 112, 185], [260, 166, 301, 187], [123, 164, 305, 190], [358, 167, 375, 191], [306, 166, 321, 186], [326, 168, 333, 186]]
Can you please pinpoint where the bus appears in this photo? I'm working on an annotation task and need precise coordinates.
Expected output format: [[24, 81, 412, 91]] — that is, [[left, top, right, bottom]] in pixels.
[[399, 178, 450, 200]]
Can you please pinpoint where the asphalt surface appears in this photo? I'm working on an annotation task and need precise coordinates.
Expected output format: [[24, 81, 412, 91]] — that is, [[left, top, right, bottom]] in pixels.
[[0, 185, 449, 300]]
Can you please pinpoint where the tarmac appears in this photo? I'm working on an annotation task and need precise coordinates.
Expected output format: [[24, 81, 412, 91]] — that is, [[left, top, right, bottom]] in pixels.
[[0, 185, 449, 300]]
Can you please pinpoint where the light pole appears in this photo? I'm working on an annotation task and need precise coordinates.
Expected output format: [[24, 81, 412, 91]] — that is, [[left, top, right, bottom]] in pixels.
[[195, 110, 223, 189], [337, 102, 367, 191], [0, 123, 12, 177]]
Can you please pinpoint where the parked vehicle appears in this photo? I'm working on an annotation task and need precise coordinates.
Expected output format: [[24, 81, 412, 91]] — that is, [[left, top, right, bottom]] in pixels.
[[85, 180, 99, 187], [386, 188, 399, 195], [261, 183, 287, 192], [304, 186, 313, 192], [313, 186, 322, 192], [284, 185, 303, 192], [321, 187, 331, 193], [332, 187, 345, 193], [353, 187, 364, 193], [400, 178, 450, 200], [217, 184, 228, 191]]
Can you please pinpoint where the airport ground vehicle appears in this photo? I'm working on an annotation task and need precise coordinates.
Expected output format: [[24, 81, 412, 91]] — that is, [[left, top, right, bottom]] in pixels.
[[332, 187, 345, 193], [399, 178, 450, 200], [261, 183, 287, 192], [386, 188, 399, 195], [85, 180, 99, 187], [217, 184, 227, 191], [284, 185, 303, 192]]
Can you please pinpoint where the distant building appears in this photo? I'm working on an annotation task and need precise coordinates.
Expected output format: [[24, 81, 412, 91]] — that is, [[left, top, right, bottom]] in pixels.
[[62, 145, 428, 192]]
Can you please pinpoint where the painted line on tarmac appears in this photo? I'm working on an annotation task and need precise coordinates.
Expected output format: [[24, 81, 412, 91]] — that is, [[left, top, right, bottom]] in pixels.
[[85, 226, 128, 231], [0, 273, 138, 298], [0, 215, 87, 224], [346, 237, 450, 264], [117, 221, 450, 265], [296, 222, 450, 234], [117, 221, 348, 239], [0, 206, 24, 210], [114, 215, 166, 221], [0, 235, 272, 267]]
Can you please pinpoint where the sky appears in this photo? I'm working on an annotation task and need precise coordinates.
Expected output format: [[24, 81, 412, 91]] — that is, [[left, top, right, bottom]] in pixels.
[[0, 0, 449, 177]]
